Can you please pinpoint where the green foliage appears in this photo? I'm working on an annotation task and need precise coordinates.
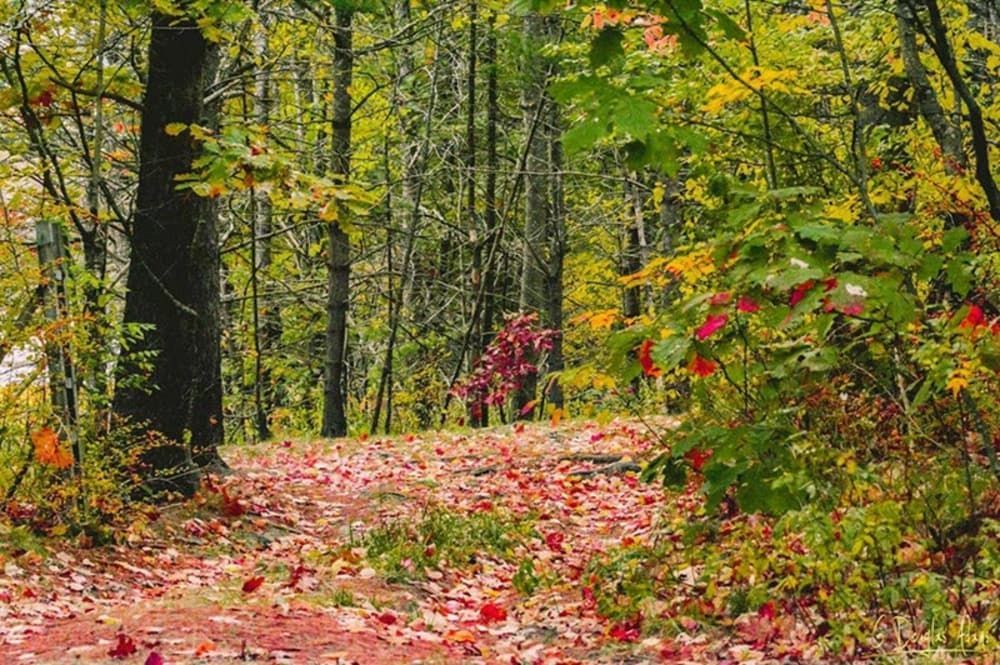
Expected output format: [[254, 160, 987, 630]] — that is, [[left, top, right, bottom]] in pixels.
[[362, 507, 535, 582]]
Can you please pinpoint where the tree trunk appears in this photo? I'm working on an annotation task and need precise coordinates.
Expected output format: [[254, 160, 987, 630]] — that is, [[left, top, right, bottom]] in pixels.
[[515, 11, 551, 416], [115, 11, 223, 494], [894, 0, 966, 170], [322, 8, 353, 438]]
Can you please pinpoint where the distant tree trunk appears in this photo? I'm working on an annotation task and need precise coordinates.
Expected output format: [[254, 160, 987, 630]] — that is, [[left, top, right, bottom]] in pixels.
[[621, 174, 643, 322], [544, 104, 565, 410], [115, 11, 223, 493], [322, 8, 353, 438], [466, 0, 488, 427], [479, 11, 500, 427], [515, 11, 550, 417], [252, 19, 280, 440]]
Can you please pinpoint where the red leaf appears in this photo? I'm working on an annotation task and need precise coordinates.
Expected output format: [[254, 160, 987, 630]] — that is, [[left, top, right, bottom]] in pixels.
[[376, 611, 397, 625], [31, 89, 54, 108], [242, 575, 265, 593], [685, 448, 713, 471], [545, 531, 565, 552], [709, 291, 732, 306], [789, 280, 815, 307], [479, 602, 508, 623], [737, 296, 760, 313], [960, 304, 985, 329], [695, 313, 728, 340], [839, 300, 864, 316], [637, 339, 661, 378], [108, 633, 137, 659], [609, 616, 642, 642], [145, 652, 164, 665], [581, 586, 597, 611], [688, 354, 717, 378], [221, 490, 246, 517], [758, 600, 778, 620]]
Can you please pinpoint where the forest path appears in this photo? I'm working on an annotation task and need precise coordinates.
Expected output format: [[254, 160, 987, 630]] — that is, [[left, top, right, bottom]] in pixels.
[[1, 419, 691, 664]]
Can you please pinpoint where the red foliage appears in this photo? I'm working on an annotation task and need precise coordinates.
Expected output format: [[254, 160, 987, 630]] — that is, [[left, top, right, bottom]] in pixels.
[[242, 576, 265, 593], [789, 280, 815, 307], [451, 313, 558, 417], [737, 296, 760, 313], [638, 339, 661, 377], [688, 354, 717, 378], [479, 602, 508, 624], [608, 616, 642, 642], [685, 448, 713, 471], [696, 313, 728, 340], [108, 633, 137, 659], [144, 652, 164, 665]]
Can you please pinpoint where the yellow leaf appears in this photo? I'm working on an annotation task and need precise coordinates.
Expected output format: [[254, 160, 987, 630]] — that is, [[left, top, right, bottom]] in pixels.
[[164, 122, 187, 136]]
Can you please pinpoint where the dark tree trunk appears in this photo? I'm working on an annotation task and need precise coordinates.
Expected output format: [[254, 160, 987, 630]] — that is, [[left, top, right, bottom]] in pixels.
[[322, 8, 353, 438], [115, 11, 223, 494]]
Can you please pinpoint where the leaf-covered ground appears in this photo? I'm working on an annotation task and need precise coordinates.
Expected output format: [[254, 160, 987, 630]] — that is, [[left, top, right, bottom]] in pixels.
[[1, 420, 825, 664]]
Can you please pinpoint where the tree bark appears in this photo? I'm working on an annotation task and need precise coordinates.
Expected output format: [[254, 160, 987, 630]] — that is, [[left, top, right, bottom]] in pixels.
[[895, 0, 966, 170], [322, 8, 353, 438], [115, 11, 223, 493]]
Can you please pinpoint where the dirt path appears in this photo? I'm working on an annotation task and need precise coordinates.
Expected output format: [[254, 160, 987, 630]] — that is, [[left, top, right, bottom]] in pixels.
[[2, 420, 685, 664]]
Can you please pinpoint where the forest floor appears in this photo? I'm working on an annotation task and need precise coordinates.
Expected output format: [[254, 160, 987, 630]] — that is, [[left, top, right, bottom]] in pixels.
[[0, 419, 824, 664]]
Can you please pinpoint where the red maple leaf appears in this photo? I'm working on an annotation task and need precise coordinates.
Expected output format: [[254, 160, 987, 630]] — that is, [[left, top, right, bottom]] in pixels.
[[737, 296, 760, 313], [479, 602, 507, 623], [545, 531, 565, 552], [688, 354, 717, 378], [637, 339, 661, 377], [108, 632, 137, 659], [695, 313, 728, 340], [960, 304, 985, 330], [789, 280, 815, 307], [685, 448, 713, 472], [608, 616, 642, 642], [709, 291, 732, 306], [145, 652, 164, 665], [242, 575, 265, 593]]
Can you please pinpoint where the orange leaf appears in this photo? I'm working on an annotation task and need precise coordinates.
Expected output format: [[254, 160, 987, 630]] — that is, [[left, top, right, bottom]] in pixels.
[[32, 427, 73, 469]]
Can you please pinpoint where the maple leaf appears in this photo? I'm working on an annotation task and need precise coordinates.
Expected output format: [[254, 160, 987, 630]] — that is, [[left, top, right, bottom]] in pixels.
[[32, 428, 73, 469], [242, 575, 265, 593], [479, 602, 508, 624], [108, 632, 137, 659], [695, 313, 728, 340], [608, 616, 642, 642], [737, 296, 760, 313], [709, 291, 732, 306], [376, 612, 397, 625], [789, 280, 815, 307], [545, 531, 565, 552], [688, 354, 717, 378], [637, 339, 661, 377], [959, 304, 985, 330], [685, 448, 712, 472], [145, 652, 164, 665]]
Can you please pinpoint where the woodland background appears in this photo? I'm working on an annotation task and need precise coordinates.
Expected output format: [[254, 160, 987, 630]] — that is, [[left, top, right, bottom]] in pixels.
[[1, 0, 999, 659]]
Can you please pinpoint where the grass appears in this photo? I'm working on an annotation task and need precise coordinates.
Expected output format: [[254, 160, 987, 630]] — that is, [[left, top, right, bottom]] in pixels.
[[362, 506, 535, 582]]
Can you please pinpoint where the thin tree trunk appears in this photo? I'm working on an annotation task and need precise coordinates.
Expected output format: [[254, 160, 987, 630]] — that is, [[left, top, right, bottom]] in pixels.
[[895, 0, 966, 170], [515, 11, 551, 416], [322, 8, 353, 438], [913, 0, 1000, 219]]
